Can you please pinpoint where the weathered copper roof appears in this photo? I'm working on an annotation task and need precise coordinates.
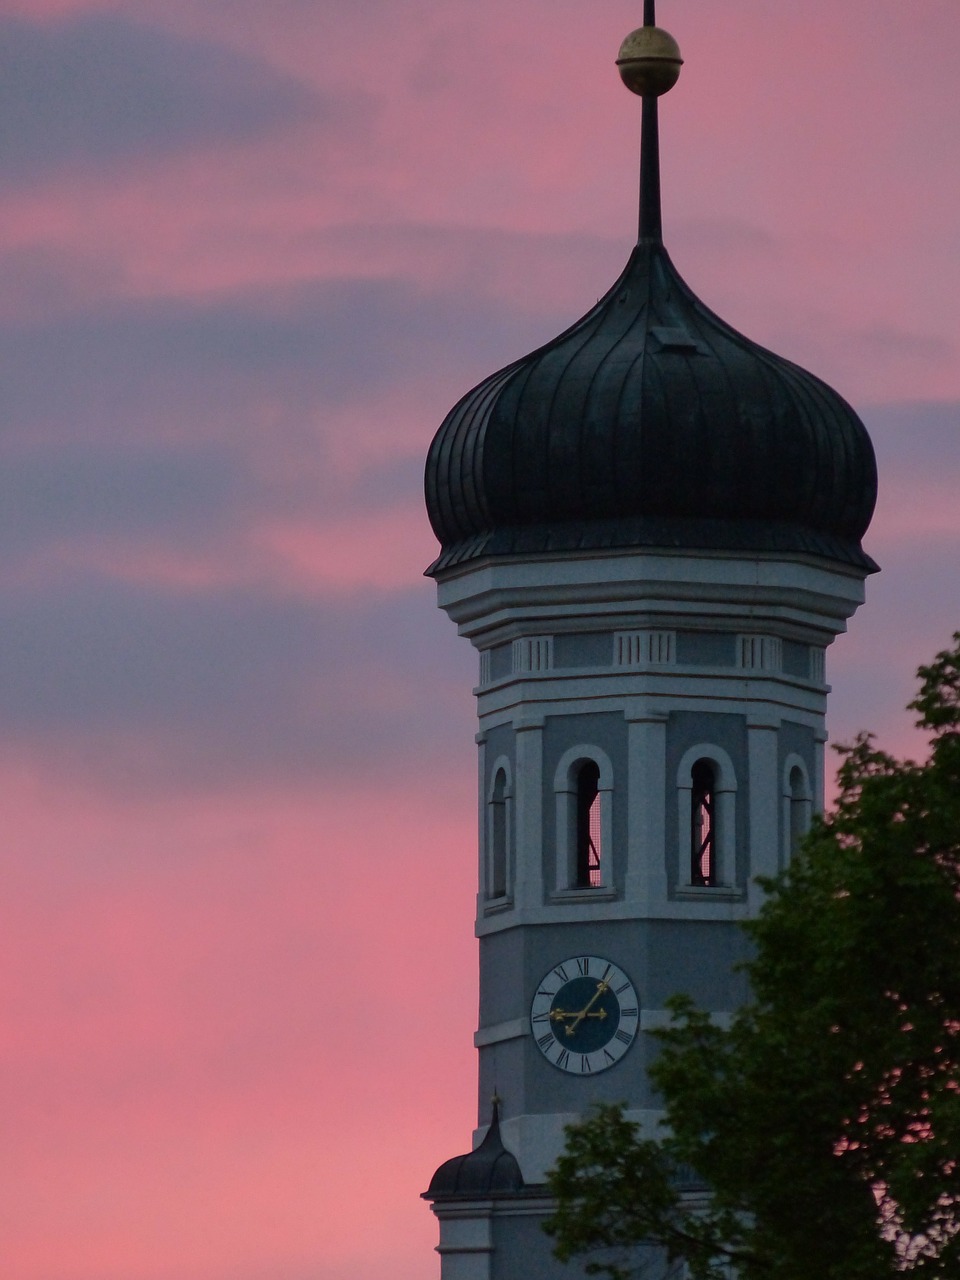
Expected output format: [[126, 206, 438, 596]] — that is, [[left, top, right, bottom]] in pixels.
[[425, 238, 877, 575], [423, 1100, 524, 1200]]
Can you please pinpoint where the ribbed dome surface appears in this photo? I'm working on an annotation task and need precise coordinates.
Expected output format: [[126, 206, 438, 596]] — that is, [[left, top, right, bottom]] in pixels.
[[425, 241, 877, 574], [424, 1102, 525, 1200]]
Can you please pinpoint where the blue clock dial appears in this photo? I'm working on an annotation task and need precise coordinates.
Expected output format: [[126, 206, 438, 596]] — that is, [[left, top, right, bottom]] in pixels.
[[530, 955, 639, 1074]]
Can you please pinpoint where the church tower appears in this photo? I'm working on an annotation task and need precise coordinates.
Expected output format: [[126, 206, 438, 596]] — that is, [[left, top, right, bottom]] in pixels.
[[422, 6, 877, 1277]]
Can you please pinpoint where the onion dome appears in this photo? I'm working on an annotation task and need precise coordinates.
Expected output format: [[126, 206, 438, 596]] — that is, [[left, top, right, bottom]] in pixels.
[[425, 7, 877, 577], [423, 1099, 524, 1200]]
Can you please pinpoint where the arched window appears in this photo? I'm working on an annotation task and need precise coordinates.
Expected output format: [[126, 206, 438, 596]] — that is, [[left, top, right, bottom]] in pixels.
[[788, 765, 805, 856], [676, 745, 737, 892], [690, 759, 716, 886], [488, 757, 512, 901], [553, 746, 613, 894], [575, 760, 602, 888], [490, 767, 508, 898], [785, 760, 812, 862]]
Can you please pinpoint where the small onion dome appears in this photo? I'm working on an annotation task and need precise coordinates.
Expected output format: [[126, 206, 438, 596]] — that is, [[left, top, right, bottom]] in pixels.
[[425, 239, 878, 575], [423, 1099, 524, 1200]]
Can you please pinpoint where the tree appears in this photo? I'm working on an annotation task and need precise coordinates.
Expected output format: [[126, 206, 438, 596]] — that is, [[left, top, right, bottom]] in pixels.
[[546, 635, 960, 1280]]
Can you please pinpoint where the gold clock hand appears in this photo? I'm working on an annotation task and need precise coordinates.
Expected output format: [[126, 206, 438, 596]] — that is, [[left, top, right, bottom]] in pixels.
[[565, 979, 610, 1034], [563, 1008, 610, 1036]]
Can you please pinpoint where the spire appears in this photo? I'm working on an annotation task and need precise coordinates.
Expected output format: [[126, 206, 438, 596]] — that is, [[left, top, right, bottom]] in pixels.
[[615, 2, 683, 244], [640, 88, 662, 242], [642, 1, 660, 241]]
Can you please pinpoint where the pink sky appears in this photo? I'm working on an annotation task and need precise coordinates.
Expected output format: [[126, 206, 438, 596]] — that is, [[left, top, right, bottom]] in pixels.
[[0, 3, 958, 1278]]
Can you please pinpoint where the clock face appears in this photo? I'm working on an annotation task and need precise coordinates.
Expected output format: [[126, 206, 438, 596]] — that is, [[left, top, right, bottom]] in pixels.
[[530, 955, 639, 1075]]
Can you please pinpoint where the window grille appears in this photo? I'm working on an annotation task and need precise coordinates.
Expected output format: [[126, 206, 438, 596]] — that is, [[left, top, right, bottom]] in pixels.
[[575, 761, 602, 888], [690, 759, 716, 886]]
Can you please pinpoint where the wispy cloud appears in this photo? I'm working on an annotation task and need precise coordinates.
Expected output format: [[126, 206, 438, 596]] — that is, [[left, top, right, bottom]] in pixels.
[[0, 13, 328, 183]]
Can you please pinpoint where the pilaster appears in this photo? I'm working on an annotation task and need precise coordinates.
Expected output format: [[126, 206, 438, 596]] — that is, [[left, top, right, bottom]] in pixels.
[[434, 1205, 493, 1280], [513, 718, 545, 910], [747, 716, 780, 908], [625, 709, 668, 908]]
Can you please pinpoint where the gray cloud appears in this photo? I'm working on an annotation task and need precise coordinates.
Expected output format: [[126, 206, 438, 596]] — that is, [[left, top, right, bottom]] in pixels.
[[0, 243, 127, 324], [0, 574, 473, 793], [0, 442, 251, 551], [829, 538, 960, 760], [0, 14, 347, 183], [1, 275, 557, 440], [863, 401, 960, 475], [0, 266, 539, 565], [671, 217, 777, 257], [852, 327, 954, 367], [825, 402, 960, 762]]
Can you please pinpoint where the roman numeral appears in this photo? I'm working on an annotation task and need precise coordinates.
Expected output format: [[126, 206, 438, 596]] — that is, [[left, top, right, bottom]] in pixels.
[[553, 964, 570, 983], [538, 1033, 555, 1051], [576, 957, 590, 976], [603, 1049, 616, 1064], [580, 1056, 592, 1073], [555, 1049, 570, 1070], [537, 989, 556, 999], [614, 981, 630, 995], [601, 963, 612, 981], [615, 1029, 632, 1045], [532, 1012, 550, 1023], [621, 1006, 639, 1019]]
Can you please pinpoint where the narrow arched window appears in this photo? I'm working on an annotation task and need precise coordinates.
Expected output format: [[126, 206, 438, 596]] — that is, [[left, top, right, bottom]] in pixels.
[[788, 764, 809, 859], [690, 759, 716, 886], [575, 761, 602, 888], [490, 768, 507, 898]]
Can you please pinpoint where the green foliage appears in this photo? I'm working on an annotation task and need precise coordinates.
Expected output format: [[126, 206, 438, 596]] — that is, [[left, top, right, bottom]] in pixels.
[[546, 635, 960, 1279]]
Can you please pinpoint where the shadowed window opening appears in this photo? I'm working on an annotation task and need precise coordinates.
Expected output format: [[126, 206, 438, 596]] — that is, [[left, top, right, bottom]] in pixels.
[[576, 761, 602, 888], [789, 765, 808, 859], [490, 768, 507, 898], [691, 759, 716, 886]]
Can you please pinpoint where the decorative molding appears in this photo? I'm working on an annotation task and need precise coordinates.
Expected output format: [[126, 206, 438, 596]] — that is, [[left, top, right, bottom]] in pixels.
[[436, 550, 869, 647], [478, 649, 492, 686], [614, 629, 676, 666], [547, 885, 618, 905], [474, 1017, 528, 1048], [512, 635, 553, 674], [737, 634, 782, 671], [475, 897, 758, 933], [481, 895, 513, 916], [675, 885, 745, 903]]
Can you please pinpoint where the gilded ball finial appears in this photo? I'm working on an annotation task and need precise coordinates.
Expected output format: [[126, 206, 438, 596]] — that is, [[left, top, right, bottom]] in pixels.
[[616, 26, 683, 97]]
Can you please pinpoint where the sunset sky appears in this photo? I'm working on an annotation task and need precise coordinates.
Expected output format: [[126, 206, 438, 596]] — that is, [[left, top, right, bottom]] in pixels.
[[1, 2, 958, 1278]]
